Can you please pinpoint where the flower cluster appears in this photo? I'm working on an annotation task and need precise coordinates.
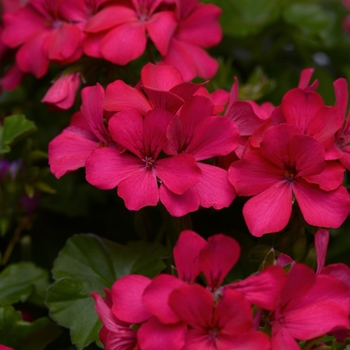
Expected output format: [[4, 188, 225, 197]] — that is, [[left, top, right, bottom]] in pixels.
[[48, 65, 350, 235], [93, 229, 350, 350], [48, 63, 239, 216], [0, 0, 221, 104]]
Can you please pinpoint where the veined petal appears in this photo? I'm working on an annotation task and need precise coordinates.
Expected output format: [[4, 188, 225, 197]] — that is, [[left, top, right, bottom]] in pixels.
[[48, 128, 99, 178], [108, 108, 144, 159], [147, 11, 177, 56], [271, 325, 301, 350], [16, 32, 50, 78], [111, 275, 151, 324], [282, 88, 324, 134], [85, 6, 137, 32], [217, 331, 270, 350], [228, 150, 284, 197], [243, 181, 293, 237], [169, 284, 213, 329], [173, 230, 207, 283], [117, 168, 159, 210], [141, 62, 183, 90], [80, 84, 109, 142], [85, 147, 143, 190], [293, 179, 350, 228], [314, 229, 329, 274], [104, 80, 151, 114], [200, 234, 240, 290], [142, 274, 186, 324], [178, 3, 222, 48], [186, 116, 239, 160], [137, 317, 186, 350], [159, 185, 200, 217], [195, 163, 235, 209], [100, 22, 146, 65], [228, 265, 287, 311], [154, 154, 201, 195]]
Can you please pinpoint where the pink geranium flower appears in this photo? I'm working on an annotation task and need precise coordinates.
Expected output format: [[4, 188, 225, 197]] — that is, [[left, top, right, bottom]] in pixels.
[[270, 263, 350, 350], [84, 0, 177, 65], [1, 0, 100, 77], [228, 123, 350, 236], [92, 288, 140, 350], [163, 0, 222, 80], [163, 96, 239, 215], [41, 72, 81, 110], [168, 284, 270, 350], [103, 62, 204, 115], [48, 83, 111, 178], [85, 107, 201, 213]]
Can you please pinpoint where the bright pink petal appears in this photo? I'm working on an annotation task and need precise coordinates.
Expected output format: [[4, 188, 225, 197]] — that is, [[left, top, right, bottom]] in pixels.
[[83, 31, 103, 58], [117, 168, 159, 210], [195, 163, 235, 209], [1, 64, 24, 91], [80, 84, 109, 141], [170, 82, 205, 101], [168, 284, 213, 329], [111, 275, 151, 324], [321, 263, 350, 293], [315, 229, 329, 274], [154, 154, 201, 195], [108, 108, 144, 159], [199, 234, 240, 289], [100, 22, 146, 65], [225, 101, 264, 136], [2, 8, 46, 47], [228, 266, 287, 311], [146, 11, 177, 56], [85, 6, 137, 32], [243, 180, 293, 237], [228, 150, 284, 197], [303, 160, 345, 191], [293, 179, 350, 228], [173, 230, 207, 283], [44, 23, 82, 61], [159, 185, 200, 217], [142, 88, 184, 113], [177, 3, 222, 48], [137, 317, 186, 350], [142, 274, 186, 324], [48, 127, 99, 178], [214, 289, 252, 334], [297, 68, 315, 90], [164, 38, 218, 81], [179, 96, 214, 142], [85, 147, 143, 190], [141, 63, 183, 90], [333, 78, 348, 120], [282, 88, 324, 134], [16, 32, 49, 78], [217, 331, 270, 350], [271, 325, 301, 350], [103, 80, 151, 114], [186, 116, 239, 160]]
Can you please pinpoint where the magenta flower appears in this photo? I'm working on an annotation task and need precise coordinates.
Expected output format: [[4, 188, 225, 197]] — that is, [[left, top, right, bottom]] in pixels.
[[163, 0, 222, 80], [41, 72, 81, 110], [92, 288, 140, 350], [163, 96, 239, 215], [103, 62, 204, 115], [270, 264, 350, 350], [84, 0, 177, 64], [228, 123, 350, 236], [0, 345, 14, 350], [168, 284, 270, 350], [48, 83, 111, 178], [85, 107, 201, 212], [1, 0, 97, 77]]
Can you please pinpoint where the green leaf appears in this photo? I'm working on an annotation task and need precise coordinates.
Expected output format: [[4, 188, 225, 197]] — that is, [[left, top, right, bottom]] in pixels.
[[47, 234, 167, 350], [213, 0, 281, 36], [0, 115, 36, 154], [0, 305, 61, 350], [0, 262, 50, 307], [283, 3, 331, 36]]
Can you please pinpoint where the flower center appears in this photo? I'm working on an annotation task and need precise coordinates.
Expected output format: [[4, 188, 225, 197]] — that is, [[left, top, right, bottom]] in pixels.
[[284, 168, 296, 182], [142, 156, 155, 168]]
